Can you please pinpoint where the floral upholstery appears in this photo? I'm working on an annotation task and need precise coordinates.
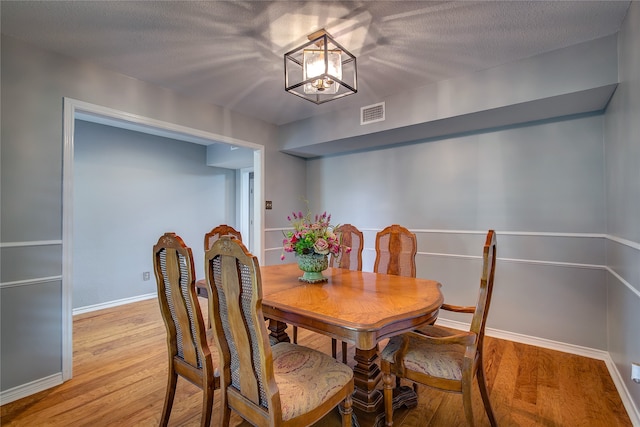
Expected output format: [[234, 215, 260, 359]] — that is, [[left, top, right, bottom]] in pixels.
[[271, 342, 354, 421], [381, 333, 466, 381]]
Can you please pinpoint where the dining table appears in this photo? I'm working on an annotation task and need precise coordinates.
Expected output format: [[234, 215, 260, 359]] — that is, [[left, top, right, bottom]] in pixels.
[[260, 263, 444, 426]]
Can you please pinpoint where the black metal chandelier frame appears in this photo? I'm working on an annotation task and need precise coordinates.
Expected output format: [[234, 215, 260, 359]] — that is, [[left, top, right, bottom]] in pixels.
[[284, 31, 357, 105]]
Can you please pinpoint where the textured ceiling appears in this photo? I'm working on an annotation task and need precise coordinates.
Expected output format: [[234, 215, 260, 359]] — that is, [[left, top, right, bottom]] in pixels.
[[1, 1, 630, 126]]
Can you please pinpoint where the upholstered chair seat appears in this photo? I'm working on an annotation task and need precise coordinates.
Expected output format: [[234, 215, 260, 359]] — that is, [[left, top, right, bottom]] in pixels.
[[382, 329, 469, 382], [271, 342, 354, 421]]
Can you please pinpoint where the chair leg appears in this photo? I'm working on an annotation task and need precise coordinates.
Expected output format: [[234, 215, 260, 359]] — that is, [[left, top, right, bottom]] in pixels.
[[292, 326, 298, 344], [220, 392, 231, 427], [160, 369, 178, 427], [339, 394, 353, 427], [477, 360, 497, 426], [383, 372, 395, 426], [200, 382, 215, 427], [462, 380, 475, 427], [332, 339, 349, 363]]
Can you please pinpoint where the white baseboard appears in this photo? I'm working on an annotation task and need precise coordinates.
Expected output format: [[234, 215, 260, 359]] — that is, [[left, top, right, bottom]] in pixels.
[[1, 295, 159, 406], [72, 292, 157, 316], [0, 373, 63, 406], [436, 318, 640, 426], [604, 355, 640, 427]]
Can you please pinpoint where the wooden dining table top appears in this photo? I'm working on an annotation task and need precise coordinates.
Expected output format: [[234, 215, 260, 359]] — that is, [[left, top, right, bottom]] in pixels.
[[259, 263, 444, 350]]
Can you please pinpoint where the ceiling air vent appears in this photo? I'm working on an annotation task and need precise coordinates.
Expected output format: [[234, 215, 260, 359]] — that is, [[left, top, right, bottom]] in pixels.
[[360, 102, 385, 125]]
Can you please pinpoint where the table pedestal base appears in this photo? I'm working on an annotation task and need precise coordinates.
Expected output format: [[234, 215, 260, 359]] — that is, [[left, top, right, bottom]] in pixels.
[[352, 346, 383, 412], [348, 385, 417, 427], [267, 320, 419, 426]]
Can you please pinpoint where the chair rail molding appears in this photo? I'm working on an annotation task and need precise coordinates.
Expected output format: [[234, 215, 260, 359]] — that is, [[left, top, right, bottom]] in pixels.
[[0, 240, 62, 247]]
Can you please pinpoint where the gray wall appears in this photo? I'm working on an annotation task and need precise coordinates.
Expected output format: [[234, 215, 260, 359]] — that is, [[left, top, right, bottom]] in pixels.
[[299, 114, 608, 350], [73, 121, 235, 308], [0, 34, 302, 393], [604, 1, 640, 409]]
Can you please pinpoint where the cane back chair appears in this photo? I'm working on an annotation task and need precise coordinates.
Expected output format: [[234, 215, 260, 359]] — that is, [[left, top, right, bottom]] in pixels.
[[374, 224, 417, 278], [195, 224, 242, 298], [153, 232, 219, 427], [205, 236, 355, 427]]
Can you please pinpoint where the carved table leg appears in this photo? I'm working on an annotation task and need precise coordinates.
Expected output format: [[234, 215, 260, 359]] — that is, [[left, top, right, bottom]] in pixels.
[[267, 319, 290, 343], [352, 345, 383, 412], [351, 345, 419, 427]]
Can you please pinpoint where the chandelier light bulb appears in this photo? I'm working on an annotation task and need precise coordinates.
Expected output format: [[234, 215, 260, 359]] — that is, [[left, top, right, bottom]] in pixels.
[[303, 49, 342, 94]]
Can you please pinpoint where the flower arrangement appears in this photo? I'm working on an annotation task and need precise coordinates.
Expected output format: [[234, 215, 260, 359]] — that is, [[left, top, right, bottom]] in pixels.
[[281, 210, 351, 260]]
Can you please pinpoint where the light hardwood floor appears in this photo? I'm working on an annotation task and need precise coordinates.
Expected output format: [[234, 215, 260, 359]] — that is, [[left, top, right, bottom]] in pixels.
[[1, 298, 632, 426]]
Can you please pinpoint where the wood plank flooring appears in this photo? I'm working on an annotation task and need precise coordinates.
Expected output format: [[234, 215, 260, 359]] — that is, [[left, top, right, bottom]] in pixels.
[[1, 298, 632, 426]]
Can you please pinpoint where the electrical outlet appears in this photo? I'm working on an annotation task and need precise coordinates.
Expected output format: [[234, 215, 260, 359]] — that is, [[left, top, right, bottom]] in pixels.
[[265, 200, 273, 210], [632, 362, 640, 384], [143, 271, 150, 281]]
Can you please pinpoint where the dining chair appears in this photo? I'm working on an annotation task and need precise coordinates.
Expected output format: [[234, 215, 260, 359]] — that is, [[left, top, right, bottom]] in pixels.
[[195, 224, 242, 298], [380, 230, 498, 427], [374, 224, 417, 278], [372, 224, 419, 390], [205, 236, 355, 427], [292, 224, 363, 350], [329, 223, 364, 271], [323, 223, 364, 363], [152, 232, 219, 427]]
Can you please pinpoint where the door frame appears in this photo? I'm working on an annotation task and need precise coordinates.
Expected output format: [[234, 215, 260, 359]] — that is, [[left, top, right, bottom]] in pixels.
[[62, 97, 265, 380]]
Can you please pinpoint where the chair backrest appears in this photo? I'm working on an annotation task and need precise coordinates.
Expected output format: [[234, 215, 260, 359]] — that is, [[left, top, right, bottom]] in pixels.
[[470, 230, 497, 346], [329, 223, 364, 271], [373, 224, 417, 277], [153, 232, 213, 381], [204, 224, 242, 251], [205, 236, 282, 422]]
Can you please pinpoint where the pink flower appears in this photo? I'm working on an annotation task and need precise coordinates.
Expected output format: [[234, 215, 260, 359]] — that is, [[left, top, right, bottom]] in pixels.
[[313, 238, 330, 254]]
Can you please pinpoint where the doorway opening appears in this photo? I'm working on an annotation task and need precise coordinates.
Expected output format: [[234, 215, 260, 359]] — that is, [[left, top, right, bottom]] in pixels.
[[62, 97, 264, 381]]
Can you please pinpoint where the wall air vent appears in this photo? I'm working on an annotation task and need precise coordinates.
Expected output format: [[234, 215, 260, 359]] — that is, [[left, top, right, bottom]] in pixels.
[[360, 102, 385, 125]]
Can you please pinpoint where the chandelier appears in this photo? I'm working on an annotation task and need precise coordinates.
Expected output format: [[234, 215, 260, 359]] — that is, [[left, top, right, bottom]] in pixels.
[[284, 29, 357, 104]]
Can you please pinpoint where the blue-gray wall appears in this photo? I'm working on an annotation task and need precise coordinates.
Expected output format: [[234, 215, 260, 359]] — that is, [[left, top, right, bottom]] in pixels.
[[604, 0, 640, 410], [0, 34, 298, 394], [73, 121, 236, 308], [299, 113, 608, 350]]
